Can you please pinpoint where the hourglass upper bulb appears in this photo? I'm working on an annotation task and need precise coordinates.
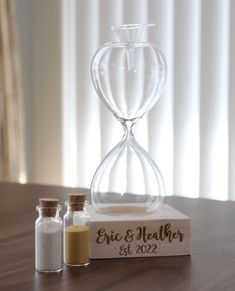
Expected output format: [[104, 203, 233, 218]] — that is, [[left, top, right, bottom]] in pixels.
[[91, 23, 167, 123]]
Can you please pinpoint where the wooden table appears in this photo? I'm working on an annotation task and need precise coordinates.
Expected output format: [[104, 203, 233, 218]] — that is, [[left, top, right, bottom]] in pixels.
[[1, 182, 235, 291]]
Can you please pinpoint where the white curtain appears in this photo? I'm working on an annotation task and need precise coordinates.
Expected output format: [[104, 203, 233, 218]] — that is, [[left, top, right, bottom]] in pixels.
[[16, 0, 235, 201], [0, 0, 25, 182]]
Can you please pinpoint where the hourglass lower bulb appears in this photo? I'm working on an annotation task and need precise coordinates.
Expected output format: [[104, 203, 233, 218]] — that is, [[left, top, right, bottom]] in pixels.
[[90, 24, 167, 215]]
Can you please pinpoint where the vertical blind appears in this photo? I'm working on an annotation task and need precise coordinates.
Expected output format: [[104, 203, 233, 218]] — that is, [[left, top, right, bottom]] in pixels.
[[17, 0, 235, 200]]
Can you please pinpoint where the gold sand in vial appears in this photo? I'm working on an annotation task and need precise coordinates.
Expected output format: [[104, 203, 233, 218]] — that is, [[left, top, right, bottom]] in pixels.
[[65, 224, 89, 266]]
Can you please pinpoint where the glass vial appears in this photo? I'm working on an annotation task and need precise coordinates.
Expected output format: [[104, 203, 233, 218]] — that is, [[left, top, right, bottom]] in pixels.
[[35, 198, 63, 273], [64, 193, 90, 267]]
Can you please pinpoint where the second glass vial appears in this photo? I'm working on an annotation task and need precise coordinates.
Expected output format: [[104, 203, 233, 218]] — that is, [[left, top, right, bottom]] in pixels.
[[64, 193, 90, 266]]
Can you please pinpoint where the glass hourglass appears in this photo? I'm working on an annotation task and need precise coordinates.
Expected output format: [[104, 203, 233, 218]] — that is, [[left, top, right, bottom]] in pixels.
[[90, 24, 167, 215]]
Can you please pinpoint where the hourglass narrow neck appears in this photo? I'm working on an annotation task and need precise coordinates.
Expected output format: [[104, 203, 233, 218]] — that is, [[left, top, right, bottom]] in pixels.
[[122, 120, 135, 140]]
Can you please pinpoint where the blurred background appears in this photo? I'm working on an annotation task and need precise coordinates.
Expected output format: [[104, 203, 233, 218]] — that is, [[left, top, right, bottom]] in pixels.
[[1, 0, 234, 201]]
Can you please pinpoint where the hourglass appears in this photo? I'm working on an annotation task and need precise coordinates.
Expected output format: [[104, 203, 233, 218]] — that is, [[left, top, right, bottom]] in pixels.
[[90, 24, 167, 215]]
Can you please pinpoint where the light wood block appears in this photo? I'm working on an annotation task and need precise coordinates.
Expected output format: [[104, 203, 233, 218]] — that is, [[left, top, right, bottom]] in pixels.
[[88, 204, 191, 259]]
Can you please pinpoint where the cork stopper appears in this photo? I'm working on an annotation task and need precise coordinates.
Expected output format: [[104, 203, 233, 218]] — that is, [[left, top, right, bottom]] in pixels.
[[67, 193, 86, 211], [39, 198, 59, 207], [39, 198, 59, 217]]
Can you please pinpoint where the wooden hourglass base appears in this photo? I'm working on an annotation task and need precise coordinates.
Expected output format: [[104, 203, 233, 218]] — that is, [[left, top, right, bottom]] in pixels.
[[88, 204, 191, 259]]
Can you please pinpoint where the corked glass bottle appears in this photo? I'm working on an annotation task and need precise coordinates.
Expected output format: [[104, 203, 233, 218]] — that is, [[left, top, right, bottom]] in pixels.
[[64, 193, 90, 266], [35, 198, 63, 273]]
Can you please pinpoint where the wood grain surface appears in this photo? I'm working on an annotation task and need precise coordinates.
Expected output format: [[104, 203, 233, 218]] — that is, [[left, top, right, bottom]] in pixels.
[[1, 182, 235, 291]]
